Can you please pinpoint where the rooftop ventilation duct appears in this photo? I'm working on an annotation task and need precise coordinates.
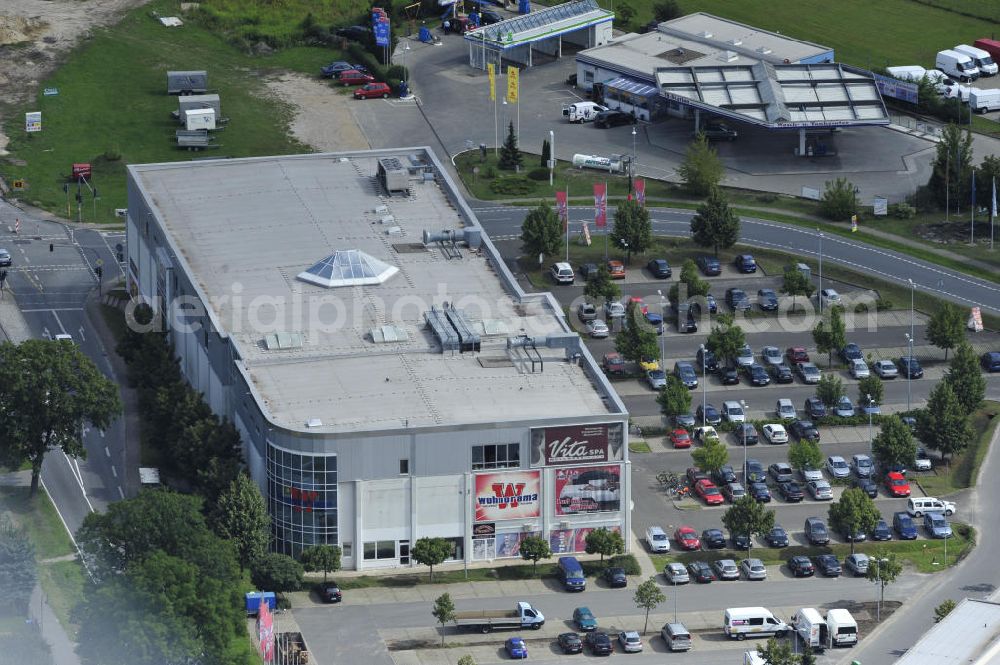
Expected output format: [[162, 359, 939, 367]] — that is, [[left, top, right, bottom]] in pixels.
[[425, 304, 481, 353], [700, 31, 713, 38], [422, 227, 482, 259]]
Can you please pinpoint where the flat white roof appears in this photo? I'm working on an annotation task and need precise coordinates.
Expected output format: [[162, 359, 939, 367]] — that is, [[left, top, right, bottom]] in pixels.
[[657, 12, 832, 64], [894, 598, 1000, 665], [130, 151, 618, 434], [468, 0, 613, 48]]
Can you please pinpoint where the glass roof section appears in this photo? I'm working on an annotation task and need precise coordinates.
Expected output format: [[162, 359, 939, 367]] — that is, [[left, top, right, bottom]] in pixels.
[[297, 249, 399, 288]]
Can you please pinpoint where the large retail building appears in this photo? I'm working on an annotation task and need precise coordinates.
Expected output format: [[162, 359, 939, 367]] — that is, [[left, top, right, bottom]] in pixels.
[[124, 148, 630, 570]]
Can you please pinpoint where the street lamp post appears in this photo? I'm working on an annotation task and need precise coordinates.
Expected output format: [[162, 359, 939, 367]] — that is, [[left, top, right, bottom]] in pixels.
[[699, 343, 707, 427], [630, 126, 637, 195], [672, 577, 677, 622], [549, 129, 555, 187], [657, 290, 666, 367], [818, 231, 824, 313], [905, 333, 913, 412], [908, 278, 915, 349], [402, 41, 411, 96], [867, 393, 874, 460], [741, 399, 749, 482]]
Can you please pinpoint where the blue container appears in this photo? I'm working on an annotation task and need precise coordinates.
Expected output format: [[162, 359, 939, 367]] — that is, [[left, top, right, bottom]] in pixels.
[[419, 26, 433, 43], [245, 591, 276, 615], [518, 0, 531, 14]]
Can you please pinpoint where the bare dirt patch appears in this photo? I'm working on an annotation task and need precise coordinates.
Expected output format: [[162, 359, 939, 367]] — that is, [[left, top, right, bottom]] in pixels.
[[0, 0, 152, 155], [263, 73, 370, 152]]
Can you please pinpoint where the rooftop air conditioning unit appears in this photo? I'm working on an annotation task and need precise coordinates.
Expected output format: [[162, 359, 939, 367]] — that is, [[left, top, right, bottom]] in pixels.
[[306, 418, 323, 428], [731, 38, 742, 46], [701, 31, 713, 38], [757, 46, 773, 55]]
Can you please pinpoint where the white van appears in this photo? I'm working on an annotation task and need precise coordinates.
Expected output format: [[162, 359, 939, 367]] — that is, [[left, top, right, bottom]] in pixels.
[[970, 89, 1000, 113], [907, 496, 956, 516], [953, 44, 998, 76], [825, 609, 858, 647], [562, 101, 607, 123], [724, 607, 790, 641], [645, 526, 670, 552], [936, 49, 980, 82], [791, 608, 827, 652]]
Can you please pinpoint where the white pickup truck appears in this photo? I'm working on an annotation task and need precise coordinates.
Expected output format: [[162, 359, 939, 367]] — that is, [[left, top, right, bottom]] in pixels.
[[453, 601, 545, 633]]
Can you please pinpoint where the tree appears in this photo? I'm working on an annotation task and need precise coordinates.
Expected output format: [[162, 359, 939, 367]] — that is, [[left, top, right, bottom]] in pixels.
[[300, 544, 342, 583], [818, 177, 858, 221], [926, 303, 965, 360], [828, 488, 881, 554], [706, 314, 746, 366], [690, 187, 740, 255], [866, 549, 902, 614], [944, 342, 986, 415], [212, 472, 269, 572], [927, 123, 974, 209], [633, 577, 666, 634], [657, 374, 692, 418], [858, 375, 885, 409], [412, 537, 453, 582], [251, 552, 304, 592], [812, 308, 845, 366], [678, 259, 710, 296], [811, 320, 832, 366], [520, 201, 563, 258], [692, 437, 729, 474], [759, 636, 796, 665], [872, 415, 917, 469], [934, 599, 957, 623], [584, 264, 621, 304], [519, 535, 551, 574], [584, 528, 625, 562], [721, 495, 775, 555], [781, 266, 814, 312], [457, 656, 477, 665], [0, 339, 122, 496], [799, 651, 817, 665], [677, 134, 724, 196], [0, 515, 36, 614], [816, 374, 845, 408], [617, 2, 636, 25], [432, 593, 456, 645], [610, 198, 653, 264], [540, 138, 550, 168], [652, 0, 681, 21], [917, 382, 975, 461], [788, 438, 823, 473], [615, 302, 659, 365], [498, 121, 522, 170]]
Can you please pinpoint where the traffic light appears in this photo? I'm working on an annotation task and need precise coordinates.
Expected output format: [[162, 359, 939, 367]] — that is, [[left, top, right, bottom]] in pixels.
[[95, 265, 103, 280]]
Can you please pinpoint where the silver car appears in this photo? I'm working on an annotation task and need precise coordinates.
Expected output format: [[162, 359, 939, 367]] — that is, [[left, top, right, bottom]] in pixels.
[[647, 369, 667, 390], [852, 454, 874, 478], [740, 558, 767, 581], [736, 345, 754, 368], [845, 552, 869, 576], [807, 479, 833, 500], [873, 359, 898, 379], [712, 559, 740, 581], [849, 358, 870, 379], [802, 465, 824, 482], [761, 346, 783, 366], [0, 248, 11, 267], [826, 455, 851, 479], [604, 301, 626, 319], [796, 362, 821, 384], [586, 319, 609, 338], [663, 562, 690, 584]]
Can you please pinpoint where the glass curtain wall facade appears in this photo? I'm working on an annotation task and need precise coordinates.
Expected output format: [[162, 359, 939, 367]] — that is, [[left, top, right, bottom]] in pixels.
[[267, 445, 338, 557]]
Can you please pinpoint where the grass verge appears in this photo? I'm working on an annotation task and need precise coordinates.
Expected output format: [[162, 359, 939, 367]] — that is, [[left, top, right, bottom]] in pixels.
[[38, 560, 86, 640], [629, 441, 653, 453], [918, 401, 1000, 496]]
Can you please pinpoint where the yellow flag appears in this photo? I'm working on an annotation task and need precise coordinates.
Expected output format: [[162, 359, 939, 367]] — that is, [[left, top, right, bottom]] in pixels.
[[487, 63, 495, 102], [506, 65, 519, 103]]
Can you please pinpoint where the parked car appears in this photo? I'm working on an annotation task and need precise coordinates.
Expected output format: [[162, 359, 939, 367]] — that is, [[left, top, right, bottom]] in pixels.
[[669, 429, 692, 449], [723, 400, 746, 423], [745, 363, 771, 386], [757, 288, 778, 310], [577, 302, 597, 322], [339, 69, 376, 85], [761, 346, 783, 365], [814, 554, 842, 577], [722, 482, 746, 502], [776, 398, 797, 420], [744, 459, 766, 483], [354, 82, 392, 99], [736, 345, 755, 368], [805, 517, 830, 545], [734, 254, 757, 273], [884, 471, 911, 497], [897, 356, 924, 379], [694, 479, 724, 505], [696, 346, 719, 373], [604, 300, 626, 319], [578, 263, 600, 280], [701, 528, 727, 549], [840, 343, 864, 363], [851, 477, 878, 498], [646, 258, 672, 278], [852, 453, 874, 477], [871, 519, 892, 541], [914, 447, 932, 471], [924, 513, 953, 539], [661, 622, 692, 652], [845, 552, 870, 576], [696, 254, 721, 276], [765, 525, 788, 547], [712, 465, 738, 485], [550, 262, 575, 284], [320, 60, 367, 77], [741, 558, 767, 581], [834, 396, 855, 418], [674, 361, 699, 389], [801, 464, 823, 482], [769, 462, 794, 483], [786, 347, 810, 364], [586, 319, 609, 338], [602, 352, 626, 375], [893, 511, 918, 539], [573, 606, 598, 631], [319, 582, 342, 603], [696, 403, 722, 426], [763, 423, 788, 444], [749, 482, 772, 502], [674, 526, 701, 551], [673, 412, 696, 428], [558, 632, 584, 654], [788, 556, 816, 577], [717, 362, 740, 385], [767, 362, 793, 384], [873, 359, 899, 379], [795, 362, 821, 384], [663, 562, 690, 584], [584, 631, 613, 655], [618, 631, 643, 653], [819, 288, 841, 308], [790, 419, 820, 442], [646, 369, 667, 390], [804, 396, 827, 418], [849, 358, 870, 379], [981, 352, 1000, 372], [806, 479, 833, 500], [712, 559, 740, 581], [826, 455, 850, 479], [694, 426, 719, 443], [0, 248, 10, 268], [603, 567, 628, 588], [479, 9, 503, 24], [505, 637, 528, 659], [700, 121, 738, 141], [606, 260, 626, 279], [777, 481, 804, 502], [737, 423, 759, 445], [687, 467, 710, 485], [687, 561, 716, 583], [726, 288, 752, 312], [595, 109, 635, 128]]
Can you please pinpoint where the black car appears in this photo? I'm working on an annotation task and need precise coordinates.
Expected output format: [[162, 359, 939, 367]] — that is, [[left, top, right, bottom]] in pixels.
[[749, 482, 772, 502], [732, 532, 752, 550], [717, 362, 740, 385], [320, 61, 368, 78], [787, 556, 815, 577], [768, 363, 793, 383], [595, 109, 635, 128], [734, 254, 757, 273], [675, 304, 699, 333], [897, 356, 924, 379], [699, 121, 738, 141], [871, 519, 893, 541], [479, 9, 503, 24], [319, 583, 342, 603], [814, 554, 842, 577], [713, 464, 737, 485], [790, 419, 820, 442], [737, 424, 759, 446], [335, 25, 372, 41], [687, 561, 716, 583], [688, 293, 719, 314], [702, 528, 726, 549], [726, 288, 752, 311], [765, 525, 788, 547], [757, 288, 778, 311], [744, 459, 766, 484], [696, 346, 718, 374], [584, 631, 614, 655], [840, 343, 863, 363], [558, 632, 583, 654], [696, 255, 721, 276], [851, 477, 878, 499], [697, 403, 722, 426], [805, 517, 830, 545], [777, 481, 804, 502], [602, 567, 627, 588], [804, 397, 826, 419], [646, 258, 671, 278], [578, 263, 600, 280], [982, 352, 1000, 372], [745, 364, 770, 386]]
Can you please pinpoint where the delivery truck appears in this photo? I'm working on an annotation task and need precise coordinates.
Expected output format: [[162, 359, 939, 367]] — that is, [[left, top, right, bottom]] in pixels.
[[453, 601, 545, 633], [791, 607, 828, 652]]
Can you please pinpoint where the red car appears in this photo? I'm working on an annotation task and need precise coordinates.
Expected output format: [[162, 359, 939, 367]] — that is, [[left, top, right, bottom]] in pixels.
[[354, 82, 392, 99], [694, 479, 724, 505], [670, 429, 692, 449], [339, 69, 376, 86], [628, 296, 648, 314], [674, 526, 701, 551], [607, 260, 626, 279], [884, 471, 911, 497], [786, 347, 810, 364]]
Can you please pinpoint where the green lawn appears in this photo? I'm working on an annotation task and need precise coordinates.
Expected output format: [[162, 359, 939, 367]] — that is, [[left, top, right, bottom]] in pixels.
[[0, 0, 347, 223], [918, 401, 1000, 496]]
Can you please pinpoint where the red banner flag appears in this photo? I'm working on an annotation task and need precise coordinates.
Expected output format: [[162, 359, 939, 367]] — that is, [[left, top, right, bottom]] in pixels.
[[555, 190, 568, 233], [635, 178, 646, 207], [594, 183, 607, 228]]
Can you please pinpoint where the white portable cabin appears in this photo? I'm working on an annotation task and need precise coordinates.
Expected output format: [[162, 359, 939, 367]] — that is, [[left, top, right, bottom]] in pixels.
[[185, 108, 216, 131], [178, 94, 222, 118]]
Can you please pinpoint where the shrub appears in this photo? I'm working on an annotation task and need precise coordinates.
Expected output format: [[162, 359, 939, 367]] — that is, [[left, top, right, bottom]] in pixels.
[[527, 167, 550, 181], [386, 64, 408, 80], [877, 297, 893, 311], [608, 554, 641, 575], [891, 202, 916, 219], [490, 176, 534, 195], [755, 193, 778, 203]]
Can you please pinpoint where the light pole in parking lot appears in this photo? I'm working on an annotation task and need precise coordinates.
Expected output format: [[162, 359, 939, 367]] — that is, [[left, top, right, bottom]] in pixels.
[[867, 393, 875, 460], [741, 399, 749, 480], [699, 344, 707, 427], [630, 126, 637, 195], [904, 333, 913, 412], [907, 278, 914, 351], [657, 290, 666, 367], [817, 231, 824, 313]]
